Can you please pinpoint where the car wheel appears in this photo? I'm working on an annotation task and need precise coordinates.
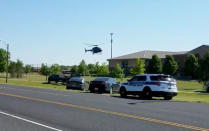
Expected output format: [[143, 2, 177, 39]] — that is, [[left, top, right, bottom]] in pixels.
[[164, 95, 173, 100], [120, 87, 127, 98], [206, 87, 209, 93], [142, 88, 152, 99], [48, 80, 51, 84], [66, 86, 70, 90]]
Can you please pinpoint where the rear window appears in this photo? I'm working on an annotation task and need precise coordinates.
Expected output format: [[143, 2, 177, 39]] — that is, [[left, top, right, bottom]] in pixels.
[[70, 77, 83, 82], [59, 75, 65, 78], [94, 77, 110, 81], [150, 75, 172, 81]]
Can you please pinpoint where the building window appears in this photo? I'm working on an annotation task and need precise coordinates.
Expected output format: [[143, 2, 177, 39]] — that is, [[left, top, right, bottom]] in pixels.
[[121, 60, 128, 68]]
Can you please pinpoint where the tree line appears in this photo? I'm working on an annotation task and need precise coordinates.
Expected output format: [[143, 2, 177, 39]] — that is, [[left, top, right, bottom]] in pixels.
[[61, 53, 209, 85], [0, 47, 208, 85], [38, 52, 209, 86]]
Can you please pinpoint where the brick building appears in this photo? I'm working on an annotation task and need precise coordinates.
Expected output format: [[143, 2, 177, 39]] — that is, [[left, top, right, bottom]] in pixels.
[[108, 45, 209, 74]]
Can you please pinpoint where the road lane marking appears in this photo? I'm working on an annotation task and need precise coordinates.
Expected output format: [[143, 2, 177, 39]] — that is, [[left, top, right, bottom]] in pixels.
[[0, 111, 62, 131], [0, 91, 208, 131]]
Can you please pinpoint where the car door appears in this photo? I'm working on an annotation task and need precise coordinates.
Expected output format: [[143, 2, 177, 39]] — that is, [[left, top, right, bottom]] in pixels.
[[127, 76, 139, 92], [128, 76, 146, 92]]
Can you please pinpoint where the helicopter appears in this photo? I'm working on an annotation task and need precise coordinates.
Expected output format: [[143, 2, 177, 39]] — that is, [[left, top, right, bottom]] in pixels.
[[85, 44, 103, 54]]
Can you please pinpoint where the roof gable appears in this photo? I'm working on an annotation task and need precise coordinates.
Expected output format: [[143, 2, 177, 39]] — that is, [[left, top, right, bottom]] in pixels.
[[188, 45, 209, 56]]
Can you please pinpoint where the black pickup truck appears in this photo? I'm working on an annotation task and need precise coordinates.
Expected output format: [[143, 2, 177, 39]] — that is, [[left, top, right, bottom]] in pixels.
[[48, 74, 69, 84]]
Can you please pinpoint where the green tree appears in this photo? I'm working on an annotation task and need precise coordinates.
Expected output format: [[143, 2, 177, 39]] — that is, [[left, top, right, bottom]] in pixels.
[[111, 64, 124, 79], [183, 54, 199, 78], [24, 65, 31, 74], [71, 65, 78, 74], [88, 64, 95, 75], [93, 62, 100, 76], [163, 55, 178, 75], [50, 64, 61, 74], [0, 48, 7, 73], [40, 64, 50, 80], [147, 54, 162, 74], [97, 63, 109, 76], [8, 61, 16, 78], [198, 52, 209, 86], [78, 60, 89, 76], [15, 59, 24, 78], [130, 58, 145, 75]]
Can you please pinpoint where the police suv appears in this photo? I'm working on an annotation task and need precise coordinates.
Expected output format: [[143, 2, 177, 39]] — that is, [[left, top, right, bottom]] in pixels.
[[120, 74, 178, 100]]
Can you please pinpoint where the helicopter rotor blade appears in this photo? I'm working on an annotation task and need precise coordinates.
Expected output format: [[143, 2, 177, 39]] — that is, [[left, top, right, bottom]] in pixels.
[[83, 43, 98, 47]]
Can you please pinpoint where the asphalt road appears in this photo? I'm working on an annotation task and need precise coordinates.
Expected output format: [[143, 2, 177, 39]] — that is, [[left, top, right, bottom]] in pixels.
[[0, 84, 208, 131]]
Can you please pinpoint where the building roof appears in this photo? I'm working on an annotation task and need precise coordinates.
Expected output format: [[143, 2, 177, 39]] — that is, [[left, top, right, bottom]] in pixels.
[[187, 45, 209, 55], [108, 50, 187, 60]]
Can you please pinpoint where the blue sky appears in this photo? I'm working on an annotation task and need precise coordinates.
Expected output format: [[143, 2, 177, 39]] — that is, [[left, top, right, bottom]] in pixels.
[[0, 0, 209, 66]]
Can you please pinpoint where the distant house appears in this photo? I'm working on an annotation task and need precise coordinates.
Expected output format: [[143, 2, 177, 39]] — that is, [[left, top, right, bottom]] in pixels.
[[108, 45, 209, 74], [31, 67, 41, 72]]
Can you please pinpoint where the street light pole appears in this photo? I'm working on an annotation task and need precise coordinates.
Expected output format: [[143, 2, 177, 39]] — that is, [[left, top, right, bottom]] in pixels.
[[110, 33, 113, 59], [6, 44, 9, 83]]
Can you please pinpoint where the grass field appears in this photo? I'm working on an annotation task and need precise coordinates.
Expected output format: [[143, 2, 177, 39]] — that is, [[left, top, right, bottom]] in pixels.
[[0, 73, 208, 103]]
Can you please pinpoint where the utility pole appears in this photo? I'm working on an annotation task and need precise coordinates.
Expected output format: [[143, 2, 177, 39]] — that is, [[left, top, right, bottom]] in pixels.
[[110, 33, 113, 59], [6, 44, 9, 83]]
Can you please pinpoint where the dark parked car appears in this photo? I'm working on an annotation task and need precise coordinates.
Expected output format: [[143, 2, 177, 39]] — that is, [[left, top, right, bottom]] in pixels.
[[89, 77, 120, 93], [48, 74, 67, 84], [66, 77, 85, 90]]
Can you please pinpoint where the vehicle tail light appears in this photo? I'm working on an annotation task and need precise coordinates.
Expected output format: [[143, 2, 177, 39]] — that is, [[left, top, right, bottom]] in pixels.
[[104, 81, 108, 85]]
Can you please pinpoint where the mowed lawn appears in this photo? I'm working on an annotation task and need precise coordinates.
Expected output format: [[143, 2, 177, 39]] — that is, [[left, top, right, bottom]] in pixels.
[[0, 73, 208, 103], [0, 73, 66, 91], [173, 80, 209, 103]]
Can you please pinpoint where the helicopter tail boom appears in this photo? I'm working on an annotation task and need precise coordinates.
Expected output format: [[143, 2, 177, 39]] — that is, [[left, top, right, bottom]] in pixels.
[[85, 48, 92, 53]]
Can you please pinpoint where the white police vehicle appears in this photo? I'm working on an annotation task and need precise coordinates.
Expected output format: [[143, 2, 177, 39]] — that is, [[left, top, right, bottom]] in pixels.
[[120, 74, 178, 100]]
